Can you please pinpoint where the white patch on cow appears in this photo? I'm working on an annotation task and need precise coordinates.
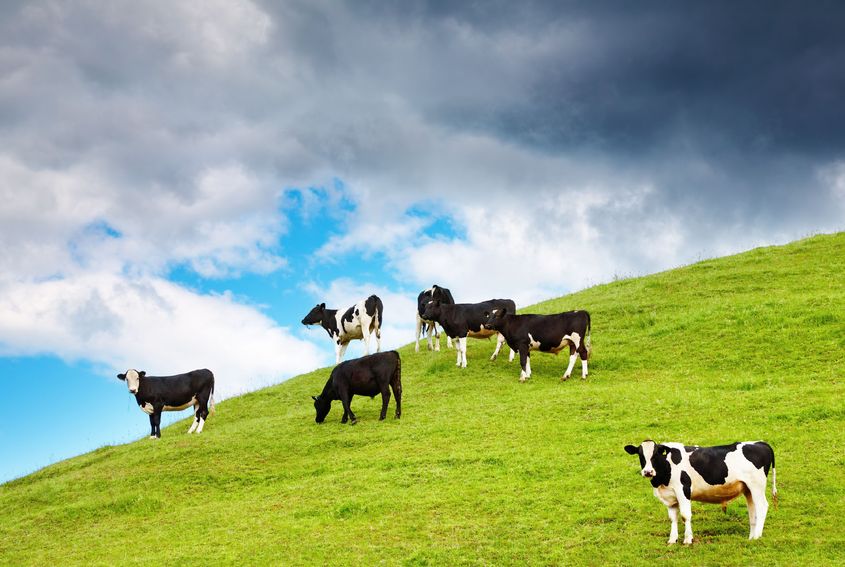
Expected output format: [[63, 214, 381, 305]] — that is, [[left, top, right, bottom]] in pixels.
[[581, 358, 588, 379], [187, 419, 199, 434], [140, 402, 155, 415], [562, 332, 581, 350], [508, 348, 514, 362], [196, 417, 206, 433], [124, 369, 141, 393], [563, 353, 577, 379], [527, 333, 541, 350], [640, 441, 656, 477]]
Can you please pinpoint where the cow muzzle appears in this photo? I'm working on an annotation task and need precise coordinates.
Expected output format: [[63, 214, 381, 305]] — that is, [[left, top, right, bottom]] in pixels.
[[642, 469, 655, 478]]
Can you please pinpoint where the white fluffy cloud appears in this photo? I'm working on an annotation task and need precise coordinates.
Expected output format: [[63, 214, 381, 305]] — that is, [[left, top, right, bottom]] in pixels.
[[0, 273, 325, 398]]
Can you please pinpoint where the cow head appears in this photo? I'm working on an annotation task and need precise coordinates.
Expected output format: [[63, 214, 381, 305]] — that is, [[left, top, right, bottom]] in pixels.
[[301, 303, 326, 326], [624, 440, 672, 479], [421, 300, 441, 321], [117, 369, 146, 394], [482, 309, 506, 331], [312, 395, 331, 423]]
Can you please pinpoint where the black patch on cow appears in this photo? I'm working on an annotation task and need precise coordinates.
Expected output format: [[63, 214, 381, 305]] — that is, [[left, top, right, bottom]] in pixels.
[[669, 448, 682, 465], [342, 306, 355, 326], [680, 470, 692, 500], [742, 442, 775, 476], [684, 445, 699, 453], [688, 442, 739, 485], [650, 447, 672, 488]]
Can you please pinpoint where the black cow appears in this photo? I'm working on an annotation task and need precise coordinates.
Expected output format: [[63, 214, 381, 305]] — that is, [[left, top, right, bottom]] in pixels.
[[117, 368, 215, 439], [421, 299, 516, 368], [415, 284, 455, 352], [302, 295, 383, 364], [483, 309, 591, 382], [624, 440, 777, 544], [311, 351, 402, 425]]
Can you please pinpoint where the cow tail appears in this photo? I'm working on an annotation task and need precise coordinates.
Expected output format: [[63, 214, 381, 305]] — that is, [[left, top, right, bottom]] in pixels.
[[209, 381, 216, 415], [375, 296, 384, 338], [770, 445, 778, 509], [585, 312, 592, 359], [393, 351, 402, 387]]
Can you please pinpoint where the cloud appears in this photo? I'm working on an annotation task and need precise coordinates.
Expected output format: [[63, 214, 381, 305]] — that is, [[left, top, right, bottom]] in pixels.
[[0, 273, 326, 398]]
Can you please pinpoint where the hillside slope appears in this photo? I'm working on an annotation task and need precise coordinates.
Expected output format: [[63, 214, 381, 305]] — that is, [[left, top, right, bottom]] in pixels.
[[2, 233, 844, 566]]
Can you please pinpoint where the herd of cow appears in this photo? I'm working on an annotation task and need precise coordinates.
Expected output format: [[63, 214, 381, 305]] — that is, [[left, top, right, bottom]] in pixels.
[[115, 284, 777, 545]]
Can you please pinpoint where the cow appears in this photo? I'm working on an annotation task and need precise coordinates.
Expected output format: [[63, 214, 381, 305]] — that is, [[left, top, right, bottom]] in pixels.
[[117, 368, 215, 439], [311, 351, 402, 425], [415, 284, 455, 352], [421, 299, 516, 368], [302, 295, 383, 364], [482, 309, 591, 382], [624, 440, 777, 544]]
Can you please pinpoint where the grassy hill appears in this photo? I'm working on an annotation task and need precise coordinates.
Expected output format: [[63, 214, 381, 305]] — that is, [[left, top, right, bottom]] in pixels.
[[2, 233, 844, 566]]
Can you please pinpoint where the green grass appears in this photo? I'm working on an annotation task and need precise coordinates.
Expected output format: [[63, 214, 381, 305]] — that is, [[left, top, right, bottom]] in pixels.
[[2, 233, 845, 566]]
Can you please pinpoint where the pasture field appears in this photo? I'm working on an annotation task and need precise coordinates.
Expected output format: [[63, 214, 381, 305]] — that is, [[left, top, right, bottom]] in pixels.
[[1, 233, 844, 566]]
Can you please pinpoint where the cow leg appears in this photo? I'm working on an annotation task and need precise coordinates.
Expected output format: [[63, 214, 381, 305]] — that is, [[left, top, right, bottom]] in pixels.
[[379, 386, 391, 420], [460, 337, 468, 368], [391, 378, 402, 419], [187, 402, 200, 433], [563, 343, 578, 381], [152, 407, 163, 439], [519, 348, 530, 382], [149, 414, 157, 439], [490, 333, 505, 361], [508, 346, 515, 362], [335, 340, 343, 364], [338, 341, 350, 362], [456, 337, 463, 366], [337, 385, 356, 424], [195, 395, 210, 434], [415, 314, 422, 352], [667, 505, 680, 545], [749, 481, 769, 539], [375, 323, 381, 353], [679, 498, 693, 544], [579, 342, 589, 379], [431, 322, 440, 352], [446, 334, 453, 350], [743, 486, 758, 540]]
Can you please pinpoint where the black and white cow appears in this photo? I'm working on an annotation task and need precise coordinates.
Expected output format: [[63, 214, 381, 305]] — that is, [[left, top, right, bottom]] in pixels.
[[311, 351, 402, 425], [302, 295, 383, 364], [415, 284, 455, 352], [117, 368, 215, 439], [421, 299, 516, 368], [624, 440, 777, 544], [483, 309, 591, 382]]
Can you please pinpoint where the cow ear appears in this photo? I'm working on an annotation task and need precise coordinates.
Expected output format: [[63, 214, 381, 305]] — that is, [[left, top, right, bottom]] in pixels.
[[624, 445, 639, 455], [117, 373, 126, 381], [319, 303, 326, 309], [656, 444, 670, 456], [138, 371, 146, 378]]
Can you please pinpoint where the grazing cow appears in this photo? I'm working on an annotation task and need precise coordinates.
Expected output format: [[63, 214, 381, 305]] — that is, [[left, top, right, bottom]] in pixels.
[[415, 284, 455, 352], [624, 440, 777, 544], [483, 309, 591, 382], [421, 299, 516, 368], [302, 295, 383, 364], [117, 368, 215, 439], [311, 351, 402, 425]]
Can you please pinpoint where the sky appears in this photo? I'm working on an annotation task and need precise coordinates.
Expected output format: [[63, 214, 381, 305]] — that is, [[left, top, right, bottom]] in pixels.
[[1, 1, 844, 483]]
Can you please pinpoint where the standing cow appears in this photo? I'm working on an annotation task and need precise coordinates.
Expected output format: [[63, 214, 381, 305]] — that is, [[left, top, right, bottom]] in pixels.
[[311, 351, 402, 425], [624, 440, 777, 544], [117, 368, 215, 439], [483, 309, 591, 382], [421, 298, 516, 368], [302, 295, 383, 364], [415, 284, 455, 352]]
